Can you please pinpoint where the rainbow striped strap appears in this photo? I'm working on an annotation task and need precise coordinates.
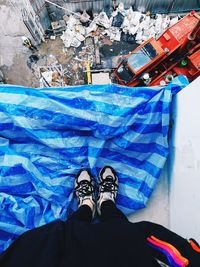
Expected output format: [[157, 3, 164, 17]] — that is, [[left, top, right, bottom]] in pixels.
[[147, 235, 189, 267]]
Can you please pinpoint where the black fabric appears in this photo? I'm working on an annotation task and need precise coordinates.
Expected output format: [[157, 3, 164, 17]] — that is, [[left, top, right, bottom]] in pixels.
[[0, 202, 200, 267], [100, 200, 128, 222], [68, 204, 93, 223]]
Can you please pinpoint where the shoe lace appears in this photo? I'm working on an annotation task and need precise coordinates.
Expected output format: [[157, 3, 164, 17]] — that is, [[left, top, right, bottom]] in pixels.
[[100, 176, 118, 193], [75, 180, 93, 197]]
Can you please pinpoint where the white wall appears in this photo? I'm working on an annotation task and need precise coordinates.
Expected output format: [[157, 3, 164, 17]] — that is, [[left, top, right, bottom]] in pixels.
[[169, 76, 200, 242]]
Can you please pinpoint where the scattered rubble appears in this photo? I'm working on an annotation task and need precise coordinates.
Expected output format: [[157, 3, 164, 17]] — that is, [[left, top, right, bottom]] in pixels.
[[50, 3, 181, 49], [26, 39, 94, 87], [39, 64, 65, 87], [27, 2, 181, 87], [51, 20, 66, 36], [112, 12, 124, 28]]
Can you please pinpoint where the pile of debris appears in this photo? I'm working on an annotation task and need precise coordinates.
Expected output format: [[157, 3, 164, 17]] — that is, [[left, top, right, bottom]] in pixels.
[[31, 2, 182, 87], [27, 54, 70, 87], [50, 2, 180, 48], [51, 20, 66, 36], [39, 64, 66, 87], [27, 49, 89, 87]]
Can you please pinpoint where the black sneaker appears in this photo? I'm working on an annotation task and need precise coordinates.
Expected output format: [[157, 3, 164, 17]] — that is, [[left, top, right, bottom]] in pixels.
[[97, 166, 118, 215], [75, 169, 96, 216]]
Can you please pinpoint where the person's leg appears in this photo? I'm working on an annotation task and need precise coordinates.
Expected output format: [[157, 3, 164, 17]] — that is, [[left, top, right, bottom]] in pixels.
[[100, 200, 128, 222], [68, 204, 93, 223], [69, 169, 95, 223], [97, 166, 128, 222]]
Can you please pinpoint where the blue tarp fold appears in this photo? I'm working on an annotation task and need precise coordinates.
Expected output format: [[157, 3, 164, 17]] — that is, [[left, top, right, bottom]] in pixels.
[[0, 76, 188, 253]]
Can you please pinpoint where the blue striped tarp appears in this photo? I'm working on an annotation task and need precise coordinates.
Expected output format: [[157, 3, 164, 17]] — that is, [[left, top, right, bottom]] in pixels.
[[0, 76, 188, 253]]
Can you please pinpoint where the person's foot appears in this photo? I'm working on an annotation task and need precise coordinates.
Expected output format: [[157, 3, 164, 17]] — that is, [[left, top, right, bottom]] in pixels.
[[75, 169, 96, 216], [97, 166, 118, 215]]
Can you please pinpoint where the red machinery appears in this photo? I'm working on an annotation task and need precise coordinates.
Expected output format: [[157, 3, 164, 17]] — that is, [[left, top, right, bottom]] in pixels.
[[114, 11, 200, 86]]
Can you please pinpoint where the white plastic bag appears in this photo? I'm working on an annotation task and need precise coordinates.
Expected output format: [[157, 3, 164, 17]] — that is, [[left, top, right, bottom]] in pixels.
[[80, 10, 90, 23], [75, 32, 85, 42], [85, 22, 98, 35], [169, 16, 179, 27], [121, 17, 130, 33], [61, 29, 74, 48], [67, 16, 77, 30], [71, 37, 81, 48], [118, 2, 124, 13], [129, 24, 139, 35], [95, 12, 110, 29], [109, 27, 121, 41], [135, 29, 143, 43], [131, 12, 142, 26]]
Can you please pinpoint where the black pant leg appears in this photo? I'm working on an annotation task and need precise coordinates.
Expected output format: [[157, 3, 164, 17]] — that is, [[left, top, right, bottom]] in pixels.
[[100, 200, 128, 222], [68, 205, 92, 223]]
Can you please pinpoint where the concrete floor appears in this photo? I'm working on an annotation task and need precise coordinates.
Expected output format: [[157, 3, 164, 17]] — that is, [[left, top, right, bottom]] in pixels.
[[0, 1, 39, 87], [1, 52, 39, 87]]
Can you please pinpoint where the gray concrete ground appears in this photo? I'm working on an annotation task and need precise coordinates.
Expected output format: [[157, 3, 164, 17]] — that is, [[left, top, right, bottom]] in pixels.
[[0, 1, 85, 87], [0, 0, 39, 87]]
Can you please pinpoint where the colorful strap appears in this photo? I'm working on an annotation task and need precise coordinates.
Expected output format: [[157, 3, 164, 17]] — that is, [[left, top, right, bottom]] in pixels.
[[147, 235, 189, 267], [148, 242, 180, 267]]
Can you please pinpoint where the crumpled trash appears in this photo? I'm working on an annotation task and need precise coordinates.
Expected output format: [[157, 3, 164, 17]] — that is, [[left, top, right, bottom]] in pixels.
[[112, 12, 124, 27], [154, 14, 163, 36], [61, 24, 85, 48], [59, 3, 180, 47], [129, 23, 140, 36], [61, 29, 74, 48], [70, 38, 81, 48], [80, 10, 90, 24], [135, 29, 144, 44], [63, 14, 69, 23], [161, 15, 170, 30], [170, 16, 179, 27], [131, 11, 143, 26], [117, 2, 126, 15], [102, 27, 121, 42], [75, 24, 86, 36], [121, 16, 130, 33], [85, 21, 98, 35], [121, 32, 136, 43], [94, 12, 111, 28], [109, 27, 121, 41], [66, 15, 78, 30], [75, 32, 85, 42], [121, 9, 141, 36]]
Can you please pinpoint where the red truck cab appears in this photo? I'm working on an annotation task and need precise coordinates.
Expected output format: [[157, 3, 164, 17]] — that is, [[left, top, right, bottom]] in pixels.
[[115, 39, 165, 85], [114, 11, 200, 86]]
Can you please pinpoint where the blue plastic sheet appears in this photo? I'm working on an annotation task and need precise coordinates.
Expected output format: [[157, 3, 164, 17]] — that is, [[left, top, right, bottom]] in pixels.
[[0, 76, 188, 253]]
